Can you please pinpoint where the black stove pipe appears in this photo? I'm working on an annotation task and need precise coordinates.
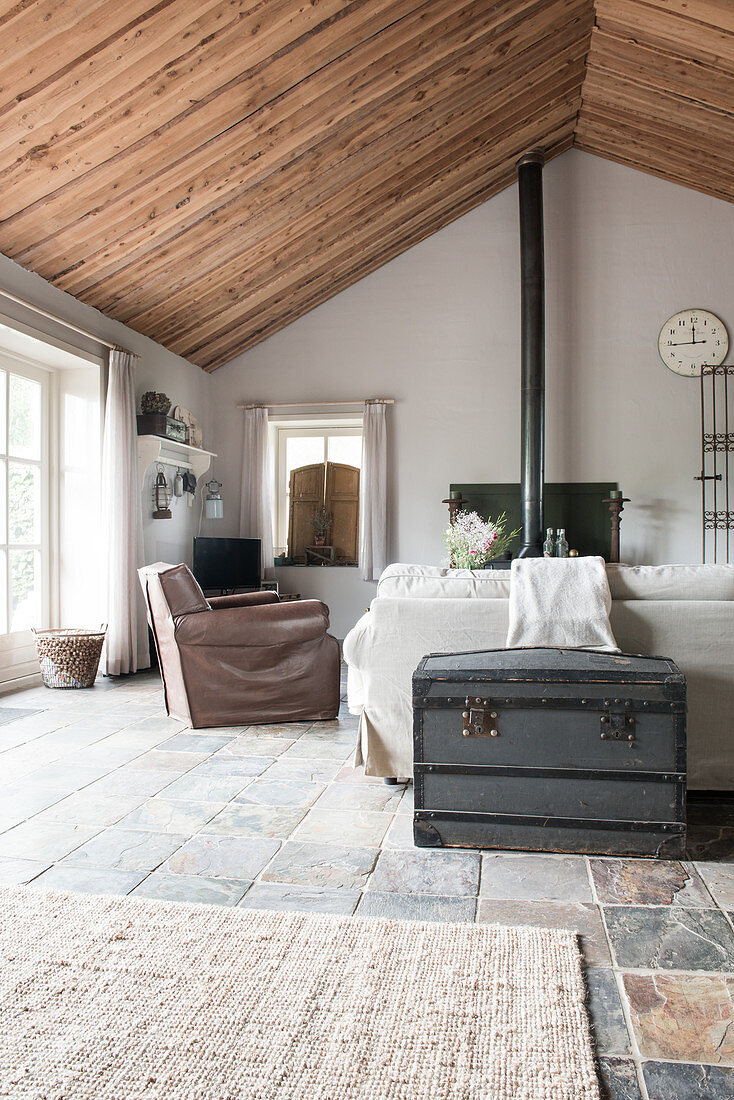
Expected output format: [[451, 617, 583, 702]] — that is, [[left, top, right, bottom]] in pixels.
[[516, 150, 546, 558]]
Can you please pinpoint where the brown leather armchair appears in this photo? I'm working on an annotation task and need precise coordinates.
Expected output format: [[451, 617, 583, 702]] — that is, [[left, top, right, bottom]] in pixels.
[[139, 562, 341, 728]]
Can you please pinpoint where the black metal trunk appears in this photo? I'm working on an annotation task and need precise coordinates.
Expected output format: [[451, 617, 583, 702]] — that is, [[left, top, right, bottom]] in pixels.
[[516, 151, 545, 557], [412, 648, 687, 858]]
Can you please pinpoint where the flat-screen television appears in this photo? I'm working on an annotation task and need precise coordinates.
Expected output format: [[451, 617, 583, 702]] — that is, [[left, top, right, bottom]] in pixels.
[[193, 537, 261, 592]]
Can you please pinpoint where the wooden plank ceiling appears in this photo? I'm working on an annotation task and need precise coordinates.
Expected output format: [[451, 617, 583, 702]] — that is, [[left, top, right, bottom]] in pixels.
[[0, 0, 730, 371], [576, 0, 734, 204]]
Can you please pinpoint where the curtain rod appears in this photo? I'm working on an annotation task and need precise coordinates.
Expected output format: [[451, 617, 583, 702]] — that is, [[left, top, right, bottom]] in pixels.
[[0, 287, 121, 352], [237, 399, 394, 409]]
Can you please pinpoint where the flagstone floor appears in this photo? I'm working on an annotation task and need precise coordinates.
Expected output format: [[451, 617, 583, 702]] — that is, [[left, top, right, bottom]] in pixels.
[[1, 667, 733, 1100]]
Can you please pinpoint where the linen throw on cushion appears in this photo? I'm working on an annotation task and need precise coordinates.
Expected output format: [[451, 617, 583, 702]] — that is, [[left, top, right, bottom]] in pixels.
[[0, 888, 600, 1100], [507, 556, 619, 652], [359, 400, 388, 581], [239, 405, 274, 578], [100, 348, 149, 675]]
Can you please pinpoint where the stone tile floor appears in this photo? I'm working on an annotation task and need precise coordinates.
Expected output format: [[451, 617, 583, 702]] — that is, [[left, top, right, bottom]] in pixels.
[[1, 668, 734, 1099]]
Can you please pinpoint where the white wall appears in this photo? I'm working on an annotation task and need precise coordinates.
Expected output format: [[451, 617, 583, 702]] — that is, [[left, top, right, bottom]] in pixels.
[[0, 252, 212, 571], [210, 150, 734, 637]]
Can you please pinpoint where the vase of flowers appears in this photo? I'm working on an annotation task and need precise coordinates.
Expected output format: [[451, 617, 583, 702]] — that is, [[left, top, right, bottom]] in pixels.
[[309, 507, 332, 546], [444, 510, 520, 569]]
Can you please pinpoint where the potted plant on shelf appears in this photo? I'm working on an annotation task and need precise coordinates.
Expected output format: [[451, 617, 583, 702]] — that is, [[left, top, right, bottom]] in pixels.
[[444, 510, 520, 569], [137, 391, 189, 443], [140, 391, 171, 415], [309, 507, 333, 546]]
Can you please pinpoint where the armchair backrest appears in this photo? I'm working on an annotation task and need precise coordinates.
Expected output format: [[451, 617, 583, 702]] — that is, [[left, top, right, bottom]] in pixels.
[[156, 563, 211, 615], [138, 562, 210, 723]]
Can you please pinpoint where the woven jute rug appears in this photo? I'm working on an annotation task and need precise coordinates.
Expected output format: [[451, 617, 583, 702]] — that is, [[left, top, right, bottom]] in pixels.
[[0, 887, 600, 1099]]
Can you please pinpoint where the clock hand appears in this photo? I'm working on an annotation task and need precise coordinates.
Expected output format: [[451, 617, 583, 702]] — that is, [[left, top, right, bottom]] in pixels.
[[669, 340, 704, 346]]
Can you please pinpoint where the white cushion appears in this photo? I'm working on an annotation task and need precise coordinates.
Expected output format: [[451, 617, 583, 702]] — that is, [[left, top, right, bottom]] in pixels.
[[607, 564, 734, 601], [377, 563, 511, 600], [378, 562, 734, 603]]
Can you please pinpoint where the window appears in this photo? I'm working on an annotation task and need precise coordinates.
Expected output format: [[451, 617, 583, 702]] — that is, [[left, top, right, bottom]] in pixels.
[[0, 326, 102, 687], [273, 420, 362, 562], [0, 361, 49, 634]]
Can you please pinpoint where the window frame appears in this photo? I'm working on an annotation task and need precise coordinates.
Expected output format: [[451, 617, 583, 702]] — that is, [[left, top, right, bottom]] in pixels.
[[0, 325, 103, 688], [271, 417, 363, 556]]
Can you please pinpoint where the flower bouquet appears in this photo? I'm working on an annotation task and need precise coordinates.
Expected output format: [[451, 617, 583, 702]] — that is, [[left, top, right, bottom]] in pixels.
[[444, 510, 520, 569]]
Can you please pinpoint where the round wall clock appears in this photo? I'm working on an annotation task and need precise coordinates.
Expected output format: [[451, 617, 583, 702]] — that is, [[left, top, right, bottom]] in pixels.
[[658, 309, 729, 376]]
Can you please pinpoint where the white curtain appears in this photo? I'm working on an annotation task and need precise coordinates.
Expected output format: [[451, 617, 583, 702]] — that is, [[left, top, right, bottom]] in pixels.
[[359, 400, 388, 581], [240, 406, 274, 577], [101, 349, 149, 675]]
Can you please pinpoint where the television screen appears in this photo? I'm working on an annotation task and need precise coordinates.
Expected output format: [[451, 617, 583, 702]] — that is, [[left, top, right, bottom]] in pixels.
[[192, 537, 261, 592]]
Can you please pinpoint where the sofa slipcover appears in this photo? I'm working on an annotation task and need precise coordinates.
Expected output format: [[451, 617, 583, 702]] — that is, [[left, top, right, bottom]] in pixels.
[[344, 563, 734, 788]]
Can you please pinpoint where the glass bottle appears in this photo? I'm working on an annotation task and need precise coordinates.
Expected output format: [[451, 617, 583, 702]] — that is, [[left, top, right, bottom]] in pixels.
[[543, 528, 555, 557], [555, 529, 569, 558]]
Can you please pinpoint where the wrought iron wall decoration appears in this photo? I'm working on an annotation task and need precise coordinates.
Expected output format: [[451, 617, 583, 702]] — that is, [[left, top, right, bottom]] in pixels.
[[696, 365, 734, 562]]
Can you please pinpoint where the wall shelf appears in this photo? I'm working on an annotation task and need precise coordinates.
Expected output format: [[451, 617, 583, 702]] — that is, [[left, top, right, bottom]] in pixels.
[[138, 434, 216, 490]]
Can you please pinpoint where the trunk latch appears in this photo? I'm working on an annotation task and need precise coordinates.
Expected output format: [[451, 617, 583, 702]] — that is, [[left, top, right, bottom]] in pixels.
[[462, 697, 499, 738], [600, 712, 636, 745]]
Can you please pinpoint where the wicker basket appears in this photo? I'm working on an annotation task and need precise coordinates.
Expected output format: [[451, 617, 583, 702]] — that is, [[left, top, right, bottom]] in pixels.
[[33, 626, 107, 689]]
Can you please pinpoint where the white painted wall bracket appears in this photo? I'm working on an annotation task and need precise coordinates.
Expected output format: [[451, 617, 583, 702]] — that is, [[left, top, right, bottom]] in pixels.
[[137, 434, 216, 490]]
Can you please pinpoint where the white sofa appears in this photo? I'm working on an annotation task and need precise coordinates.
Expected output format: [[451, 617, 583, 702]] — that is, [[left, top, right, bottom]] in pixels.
[[343, 563, 734, 789]]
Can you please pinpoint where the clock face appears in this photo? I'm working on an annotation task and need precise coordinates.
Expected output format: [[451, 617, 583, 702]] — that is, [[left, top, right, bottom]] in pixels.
[[658, 309, 729, 376]]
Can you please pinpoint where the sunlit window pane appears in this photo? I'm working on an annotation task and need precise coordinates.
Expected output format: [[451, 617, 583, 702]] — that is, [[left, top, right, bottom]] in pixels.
[[0, 549, 6, 633], [327, 435, 362, 468], [0, 459, 5, 545], [9, 462, 40, 544], [10, 548, 40, 632], [285, 436, 325, 485], [0, 371, 6, 456], [9, 374, 41, 460]]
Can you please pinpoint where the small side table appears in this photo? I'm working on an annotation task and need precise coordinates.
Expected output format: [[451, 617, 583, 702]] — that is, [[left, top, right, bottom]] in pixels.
[[305, 545, 336, 566]]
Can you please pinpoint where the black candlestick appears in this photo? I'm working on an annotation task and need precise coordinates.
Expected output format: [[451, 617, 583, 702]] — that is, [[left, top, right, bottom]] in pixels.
[[442, 497, 468, 525], [602, 494, 630, 564]]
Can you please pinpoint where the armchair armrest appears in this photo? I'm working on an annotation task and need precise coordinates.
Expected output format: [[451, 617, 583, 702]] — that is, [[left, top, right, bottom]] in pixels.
[[207, 591, 279, 609], [174, 599, 330, 647]]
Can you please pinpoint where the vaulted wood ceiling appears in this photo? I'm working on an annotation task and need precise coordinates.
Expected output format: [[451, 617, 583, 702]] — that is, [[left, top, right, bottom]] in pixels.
[[577, 0, 734, 202], [0, 0, 731, 370]]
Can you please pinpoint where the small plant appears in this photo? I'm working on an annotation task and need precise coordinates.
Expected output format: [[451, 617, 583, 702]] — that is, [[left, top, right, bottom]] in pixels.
[[444, 510, 520, 569], [308, 507, 333, 538], [141, 391, 171, 415]]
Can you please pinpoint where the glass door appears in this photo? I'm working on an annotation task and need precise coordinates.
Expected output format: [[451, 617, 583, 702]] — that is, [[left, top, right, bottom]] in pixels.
[[0, 361, 49, 636]]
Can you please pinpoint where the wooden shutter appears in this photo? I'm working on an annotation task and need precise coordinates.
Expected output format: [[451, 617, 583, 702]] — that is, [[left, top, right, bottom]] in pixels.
[[326, 462, 360, 564], [288, 463, 325, 563]]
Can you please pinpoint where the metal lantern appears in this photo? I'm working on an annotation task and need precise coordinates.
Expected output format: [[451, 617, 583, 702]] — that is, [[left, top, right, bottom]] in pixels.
[[153, 468, 172, 519], [205, 478, 224, 520]]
